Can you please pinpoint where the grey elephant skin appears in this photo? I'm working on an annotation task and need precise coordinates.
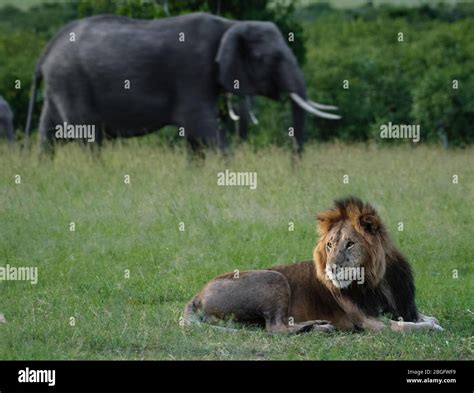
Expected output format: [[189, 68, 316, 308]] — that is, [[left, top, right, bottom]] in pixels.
[[25, 12, 339, 153], [0, 95, 14, 143]]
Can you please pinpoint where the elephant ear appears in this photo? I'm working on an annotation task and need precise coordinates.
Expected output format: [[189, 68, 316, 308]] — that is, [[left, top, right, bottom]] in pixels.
[[215, 24, 256, 95]]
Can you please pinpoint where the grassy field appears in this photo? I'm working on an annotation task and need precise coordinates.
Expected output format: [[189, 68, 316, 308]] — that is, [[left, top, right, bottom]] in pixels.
[[0, 141, 472, 360]]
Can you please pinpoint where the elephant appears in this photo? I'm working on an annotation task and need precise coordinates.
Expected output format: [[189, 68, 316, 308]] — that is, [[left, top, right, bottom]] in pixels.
[[24, 12, 340, 154], [0, 95, 14, 143]]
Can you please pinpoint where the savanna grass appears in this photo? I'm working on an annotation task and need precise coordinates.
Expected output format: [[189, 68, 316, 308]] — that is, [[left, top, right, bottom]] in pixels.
[[0, 140, 472, 359]]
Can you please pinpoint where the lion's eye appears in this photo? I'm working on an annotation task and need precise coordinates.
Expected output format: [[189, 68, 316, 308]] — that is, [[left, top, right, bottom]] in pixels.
[[346, 241, 354, 249], [326, 242, 332, 251]]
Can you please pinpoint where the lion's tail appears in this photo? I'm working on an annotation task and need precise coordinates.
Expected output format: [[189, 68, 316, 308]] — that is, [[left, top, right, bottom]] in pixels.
[[183, 297, 239, 333], [183, 298, 201, 326]]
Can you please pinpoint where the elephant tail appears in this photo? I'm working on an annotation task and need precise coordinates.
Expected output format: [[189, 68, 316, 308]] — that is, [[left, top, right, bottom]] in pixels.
[[24, 66, 42, 149]]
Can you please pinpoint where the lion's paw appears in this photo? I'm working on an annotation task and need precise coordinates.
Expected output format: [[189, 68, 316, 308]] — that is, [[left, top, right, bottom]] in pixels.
[[310, 320, 336, 332], [418, 313, 440, 325], [391, 320, 443, 333]]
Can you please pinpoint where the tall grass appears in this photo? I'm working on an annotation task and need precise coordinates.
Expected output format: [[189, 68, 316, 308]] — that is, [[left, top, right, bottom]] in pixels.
[[0, 141, 472, 359]]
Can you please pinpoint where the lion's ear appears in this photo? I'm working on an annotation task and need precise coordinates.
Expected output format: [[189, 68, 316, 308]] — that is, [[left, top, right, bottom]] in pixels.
[[316, 214, 330, 235], [316, 211, 337, 234], [359, 214, 380, 235]]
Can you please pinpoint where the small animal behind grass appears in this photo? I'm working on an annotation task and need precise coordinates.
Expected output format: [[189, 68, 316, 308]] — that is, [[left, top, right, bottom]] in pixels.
[[184, 197, 443, 334]]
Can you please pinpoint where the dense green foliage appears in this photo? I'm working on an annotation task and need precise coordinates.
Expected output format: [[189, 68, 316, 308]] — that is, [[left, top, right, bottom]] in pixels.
[[0, 1, 472, 146], [300, 3, 474, 146], [0, 141, 472, 359], [0, 2, 77, 132]]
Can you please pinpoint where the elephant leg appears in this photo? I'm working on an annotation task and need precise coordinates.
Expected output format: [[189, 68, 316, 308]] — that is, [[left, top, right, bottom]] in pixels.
[[6, 119, 14, 144], [184, 110, 229, 155], [202, 120, 229, 152], [81, 123, 104, 158], [0, 118, 14, 144], [237, 99, 250, 140], [186, 135, 205, 162], [90, 125, 104, 159], [52, 89, 103, 153], [38, 99, 59, 157], [3, 118, 14, 143], [216, 126, 230, 154]]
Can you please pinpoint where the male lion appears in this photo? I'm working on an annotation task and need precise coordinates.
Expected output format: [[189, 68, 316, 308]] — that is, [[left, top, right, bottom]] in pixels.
[[184, 197, 442, 333]]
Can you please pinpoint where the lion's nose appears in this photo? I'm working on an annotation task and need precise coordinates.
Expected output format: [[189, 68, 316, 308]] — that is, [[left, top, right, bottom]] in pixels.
[[336, 256, 350, 267]]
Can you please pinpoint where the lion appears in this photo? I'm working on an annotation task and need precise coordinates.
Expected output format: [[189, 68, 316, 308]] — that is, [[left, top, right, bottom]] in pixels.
[[183, 197, 442, 334]]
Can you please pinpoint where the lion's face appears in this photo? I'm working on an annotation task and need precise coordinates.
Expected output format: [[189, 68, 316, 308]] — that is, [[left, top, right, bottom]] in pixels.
[[323, 221, 367, 288], [314, 197, 388, 290]]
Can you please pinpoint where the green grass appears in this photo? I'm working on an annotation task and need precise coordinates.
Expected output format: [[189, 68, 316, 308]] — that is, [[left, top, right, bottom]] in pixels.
[[0, 141, 472, 360]]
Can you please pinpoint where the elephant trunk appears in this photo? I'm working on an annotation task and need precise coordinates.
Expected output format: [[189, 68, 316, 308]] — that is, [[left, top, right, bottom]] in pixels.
[[279, 64, 340, 154], [291, 97, 305, 155], [289, 72, 308, 154], [281, 62, 341, 154]]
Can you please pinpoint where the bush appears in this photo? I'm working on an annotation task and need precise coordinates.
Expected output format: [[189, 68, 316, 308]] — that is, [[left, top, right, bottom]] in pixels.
[[0, 2, 77, 133], [0, 31, 46, 132], [298, 5, 474, 146]]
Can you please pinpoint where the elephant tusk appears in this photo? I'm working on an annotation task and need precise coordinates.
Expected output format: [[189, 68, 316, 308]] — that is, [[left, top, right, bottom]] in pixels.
[[308, 100, 338, 111], [290, 93, 341, 120], [245, 95, 259, 125], [249, 110, 259, 125], [226, 94, 240, 121]]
